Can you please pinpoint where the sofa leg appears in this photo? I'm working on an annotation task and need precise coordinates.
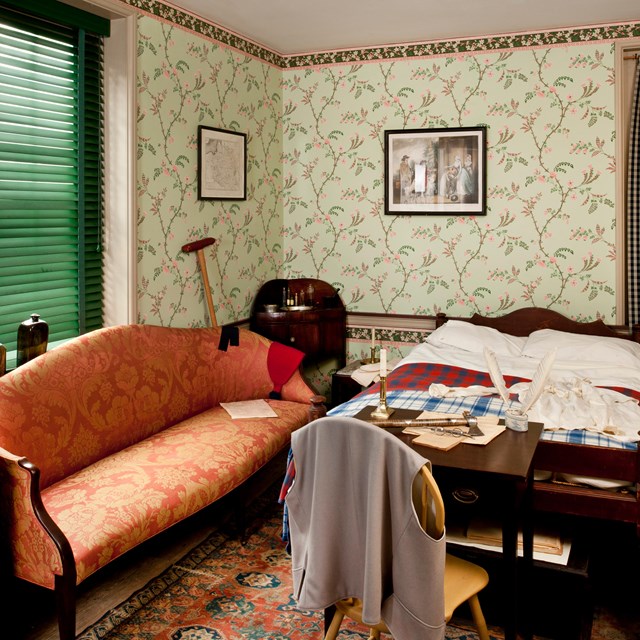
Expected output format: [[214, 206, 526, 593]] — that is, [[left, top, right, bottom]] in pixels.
[[55, 573, 76, 640]]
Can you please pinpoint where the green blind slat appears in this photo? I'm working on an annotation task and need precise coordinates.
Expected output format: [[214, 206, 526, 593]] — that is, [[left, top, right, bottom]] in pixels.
[[0, 35, 73, 62], [0, 146, 77, 163], [0, 182, 76, 193], [0, 93, 74, 113], [0, 31, 75, 54], [0, 201, 76, 214], [0, 169, 76, 181], [0, 112, 77, 131], [0, 53, 75, 80], [5, 292, 80, 308]]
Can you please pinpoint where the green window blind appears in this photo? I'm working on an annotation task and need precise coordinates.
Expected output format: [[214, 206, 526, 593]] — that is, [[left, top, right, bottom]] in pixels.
[[0, 2, 108, 361]]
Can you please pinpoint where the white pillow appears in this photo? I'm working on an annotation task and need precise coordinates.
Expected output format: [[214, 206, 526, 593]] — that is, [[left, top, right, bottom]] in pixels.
[[426, 320, 526, 357], [522, 328, 640, 367]]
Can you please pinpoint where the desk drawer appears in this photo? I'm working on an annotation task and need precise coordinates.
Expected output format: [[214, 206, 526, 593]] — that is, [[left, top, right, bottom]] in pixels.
[[433, 468, 507, 522]]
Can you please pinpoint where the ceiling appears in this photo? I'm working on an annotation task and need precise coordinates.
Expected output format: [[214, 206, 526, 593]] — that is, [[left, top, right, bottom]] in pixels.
[[166, 0, 639, 56]]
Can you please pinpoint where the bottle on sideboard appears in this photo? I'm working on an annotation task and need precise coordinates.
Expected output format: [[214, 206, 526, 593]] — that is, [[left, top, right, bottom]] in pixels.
[[16, 313, 49, 367], [306, 283, 315, 306]]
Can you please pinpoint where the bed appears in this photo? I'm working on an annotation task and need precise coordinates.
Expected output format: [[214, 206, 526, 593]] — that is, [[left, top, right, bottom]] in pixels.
[[329, 307, 640, 535]]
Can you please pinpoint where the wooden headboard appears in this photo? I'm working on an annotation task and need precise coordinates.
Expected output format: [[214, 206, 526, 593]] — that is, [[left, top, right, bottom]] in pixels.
[[436, 307, 640, 342]]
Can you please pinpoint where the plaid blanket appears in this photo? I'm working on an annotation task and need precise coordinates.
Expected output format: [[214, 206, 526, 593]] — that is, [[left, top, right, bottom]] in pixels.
[[328, 362, 638, 451]]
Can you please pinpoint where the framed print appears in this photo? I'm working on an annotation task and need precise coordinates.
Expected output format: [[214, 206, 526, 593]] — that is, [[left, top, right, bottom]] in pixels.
[[384, 126, 486, 215], [198, 125, 247, 200]]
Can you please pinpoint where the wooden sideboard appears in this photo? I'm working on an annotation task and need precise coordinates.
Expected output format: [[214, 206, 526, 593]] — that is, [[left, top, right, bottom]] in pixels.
[[250, 278, 346, 366]]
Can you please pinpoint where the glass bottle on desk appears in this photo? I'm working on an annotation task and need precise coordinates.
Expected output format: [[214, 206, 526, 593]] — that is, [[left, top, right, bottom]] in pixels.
[[16, 313, 49, 367]]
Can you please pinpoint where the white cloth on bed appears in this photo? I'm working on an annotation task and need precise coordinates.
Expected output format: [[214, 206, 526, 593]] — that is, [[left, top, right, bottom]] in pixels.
[[509, 378, 640, 442], [396, 342, 640, 443], [428, 383, 496, 398]]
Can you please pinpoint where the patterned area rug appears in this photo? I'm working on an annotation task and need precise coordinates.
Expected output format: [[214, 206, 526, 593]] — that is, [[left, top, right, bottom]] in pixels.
[[77, 497, 502, 640]]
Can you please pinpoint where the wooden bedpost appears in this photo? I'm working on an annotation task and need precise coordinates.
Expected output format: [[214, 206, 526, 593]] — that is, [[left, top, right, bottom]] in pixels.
[[308, 395, 327, 422]]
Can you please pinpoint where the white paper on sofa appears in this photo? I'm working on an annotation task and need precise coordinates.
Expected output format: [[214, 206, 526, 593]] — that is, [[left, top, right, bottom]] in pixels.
[[220, 399, 278, 419]]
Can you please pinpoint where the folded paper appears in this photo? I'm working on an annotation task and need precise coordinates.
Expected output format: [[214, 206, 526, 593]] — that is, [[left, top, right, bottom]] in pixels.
[[220, 399, 278, 419], [405, 411, 504, 448]]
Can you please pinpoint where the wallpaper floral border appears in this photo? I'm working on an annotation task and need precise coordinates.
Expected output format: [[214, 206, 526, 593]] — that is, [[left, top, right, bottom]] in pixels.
[[122, 0, 640, 68], [123, 0, 284, 66], [285, 24, 640, 68]]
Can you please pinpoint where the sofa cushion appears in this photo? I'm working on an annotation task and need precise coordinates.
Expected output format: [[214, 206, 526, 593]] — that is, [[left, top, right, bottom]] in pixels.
[[34, 400, 307, 585]]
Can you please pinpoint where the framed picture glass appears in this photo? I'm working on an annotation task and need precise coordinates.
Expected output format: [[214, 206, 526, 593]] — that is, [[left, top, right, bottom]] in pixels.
[[197, 125, 247, 200], [384, 126, 486, 215]]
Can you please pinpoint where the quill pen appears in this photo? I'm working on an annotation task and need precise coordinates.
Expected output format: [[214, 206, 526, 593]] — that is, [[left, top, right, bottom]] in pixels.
[[520, 349, 556, 414], [483, 348, 510, 404]]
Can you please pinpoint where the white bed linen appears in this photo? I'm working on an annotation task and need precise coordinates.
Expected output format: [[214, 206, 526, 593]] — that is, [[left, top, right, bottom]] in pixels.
[[395, 342, 640, 443]]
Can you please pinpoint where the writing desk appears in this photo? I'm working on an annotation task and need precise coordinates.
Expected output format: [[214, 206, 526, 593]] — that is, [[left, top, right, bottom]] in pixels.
[[354, 406, 543, 640]]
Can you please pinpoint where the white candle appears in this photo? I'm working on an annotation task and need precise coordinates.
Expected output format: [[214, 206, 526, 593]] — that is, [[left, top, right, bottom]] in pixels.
[[380, 348, 387, 377], [371, 328, 375, 349]]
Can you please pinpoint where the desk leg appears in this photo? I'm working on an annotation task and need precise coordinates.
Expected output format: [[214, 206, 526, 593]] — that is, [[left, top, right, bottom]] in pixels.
[[520, 473, 534, 640], [502, 477, 533, 640], [502, 480, 519, 640]]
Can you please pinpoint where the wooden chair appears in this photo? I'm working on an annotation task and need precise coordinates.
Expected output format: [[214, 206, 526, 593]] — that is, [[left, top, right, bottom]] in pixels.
[[323, 466, 491, 640]]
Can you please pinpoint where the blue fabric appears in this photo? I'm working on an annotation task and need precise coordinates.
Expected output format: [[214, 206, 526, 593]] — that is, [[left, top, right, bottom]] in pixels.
[[278, 447, 294, 549], [329, 386, 636, 451]]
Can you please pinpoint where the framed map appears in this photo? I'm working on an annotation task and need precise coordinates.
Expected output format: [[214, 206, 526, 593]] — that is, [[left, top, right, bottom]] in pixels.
[[197, 125, 247, 200]]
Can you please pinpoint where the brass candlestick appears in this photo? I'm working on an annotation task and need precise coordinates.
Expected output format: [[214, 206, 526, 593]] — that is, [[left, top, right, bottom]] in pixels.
[[361, 346, 379, 365], [370, 375, 395, 419]]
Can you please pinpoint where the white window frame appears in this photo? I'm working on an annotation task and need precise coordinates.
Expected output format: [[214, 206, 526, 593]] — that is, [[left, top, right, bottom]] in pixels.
[[61, 0, 137, 326]]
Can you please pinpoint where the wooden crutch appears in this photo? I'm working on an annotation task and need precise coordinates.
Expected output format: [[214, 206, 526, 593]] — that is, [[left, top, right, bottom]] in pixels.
[[181, 237, 218, 327]]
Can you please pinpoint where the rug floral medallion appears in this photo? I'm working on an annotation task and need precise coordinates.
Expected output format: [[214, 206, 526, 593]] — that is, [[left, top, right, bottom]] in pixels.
[[78, 500, 498, 640]]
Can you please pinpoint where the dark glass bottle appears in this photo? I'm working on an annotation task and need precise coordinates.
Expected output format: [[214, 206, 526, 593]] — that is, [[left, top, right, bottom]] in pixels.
[[0, 343, 5, 376], [16, 314, 49, 367]]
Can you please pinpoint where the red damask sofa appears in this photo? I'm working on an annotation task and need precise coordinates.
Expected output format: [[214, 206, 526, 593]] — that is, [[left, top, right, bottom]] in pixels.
[[0, 324, 323, 640]]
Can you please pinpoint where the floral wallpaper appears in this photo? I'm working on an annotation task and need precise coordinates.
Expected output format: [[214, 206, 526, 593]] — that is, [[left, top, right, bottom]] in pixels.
[[136, 17, 282, 327], [281, 46, 618, 322]]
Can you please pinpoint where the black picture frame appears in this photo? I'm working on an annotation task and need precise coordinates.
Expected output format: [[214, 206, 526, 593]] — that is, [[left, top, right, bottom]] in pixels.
[[384, 126, 486, 215], [197, 125, 247, 200]]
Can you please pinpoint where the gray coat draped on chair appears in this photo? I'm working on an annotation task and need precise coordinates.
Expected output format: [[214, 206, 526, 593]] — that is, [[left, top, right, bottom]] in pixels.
[[286, 416, 446, 640]]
